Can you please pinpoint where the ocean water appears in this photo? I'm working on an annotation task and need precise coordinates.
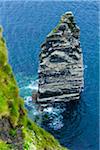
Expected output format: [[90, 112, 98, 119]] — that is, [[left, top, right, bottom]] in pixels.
[[0, 1, 99, 150]]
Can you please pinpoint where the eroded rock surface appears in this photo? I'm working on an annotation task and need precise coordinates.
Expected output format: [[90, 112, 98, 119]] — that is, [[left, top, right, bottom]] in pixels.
[[37, 12, 84, 107]]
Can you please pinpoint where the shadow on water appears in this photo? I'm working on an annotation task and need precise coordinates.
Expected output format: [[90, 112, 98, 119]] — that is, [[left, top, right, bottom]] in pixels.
[[17, 73, 99, 150], [18, 76, 99, 150], [39, 97, 88, 148]]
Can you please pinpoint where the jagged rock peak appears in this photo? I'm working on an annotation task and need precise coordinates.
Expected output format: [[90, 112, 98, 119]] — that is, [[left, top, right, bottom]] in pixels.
[[45, 12, 80, 39], [37, 11, 84, 108]]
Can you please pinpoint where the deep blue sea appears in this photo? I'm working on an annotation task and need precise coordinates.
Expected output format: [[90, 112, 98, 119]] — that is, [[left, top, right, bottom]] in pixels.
[[0, 1, 99, 150]]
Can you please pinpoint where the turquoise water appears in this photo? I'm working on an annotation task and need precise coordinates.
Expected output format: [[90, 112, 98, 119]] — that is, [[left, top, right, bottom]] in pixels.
[[0, 1, 99, 150]]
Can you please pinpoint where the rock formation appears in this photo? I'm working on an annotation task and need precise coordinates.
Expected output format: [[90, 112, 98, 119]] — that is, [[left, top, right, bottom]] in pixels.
[[37, 12, 84, 107], [0, 27, 67, 150]]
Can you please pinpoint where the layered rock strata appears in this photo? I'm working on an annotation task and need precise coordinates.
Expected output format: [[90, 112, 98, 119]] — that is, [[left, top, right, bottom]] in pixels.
[[37, 12, 84, 107]]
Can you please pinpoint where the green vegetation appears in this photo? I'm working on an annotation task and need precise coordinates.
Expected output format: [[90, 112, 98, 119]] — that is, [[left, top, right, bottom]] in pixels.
[[0, 27, 68, 149], [0, 140, 12, 150], [9, 129, 17, 137], [23, 120, 67, 150], [48, 20, 62, 36]]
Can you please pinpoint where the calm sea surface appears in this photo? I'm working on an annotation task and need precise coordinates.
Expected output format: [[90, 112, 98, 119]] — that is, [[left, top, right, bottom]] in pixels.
[[0, 1, 99, 150]]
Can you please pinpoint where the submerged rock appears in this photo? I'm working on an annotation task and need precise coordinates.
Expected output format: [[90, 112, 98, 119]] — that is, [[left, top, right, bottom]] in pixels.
[[37, 12, 84, 107]]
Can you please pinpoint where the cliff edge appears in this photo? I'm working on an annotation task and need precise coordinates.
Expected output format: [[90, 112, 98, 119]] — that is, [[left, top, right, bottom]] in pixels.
[[0, 27, 67, 150]]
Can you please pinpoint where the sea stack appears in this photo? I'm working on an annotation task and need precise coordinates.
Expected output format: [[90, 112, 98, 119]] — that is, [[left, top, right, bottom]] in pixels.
[[37, 12, 84, 107]]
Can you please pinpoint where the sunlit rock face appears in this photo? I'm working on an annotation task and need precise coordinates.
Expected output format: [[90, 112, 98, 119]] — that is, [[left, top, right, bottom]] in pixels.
[[37, 12, 84, 107]]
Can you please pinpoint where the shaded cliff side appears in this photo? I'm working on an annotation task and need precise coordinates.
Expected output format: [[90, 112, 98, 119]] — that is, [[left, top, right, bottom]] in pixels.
[[38, 12, 84, 107], [0, 27, 67, 150]]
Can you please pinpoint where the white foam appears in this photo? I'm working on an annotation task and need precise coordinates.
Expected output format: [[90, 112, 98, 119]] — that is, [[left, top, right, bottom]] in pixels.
[[25, 80, 38, 91], [19, 77, 65, 130], [84, 65, 88, 70], [42, 105, 66, 130], [43, 107, 53, 113], [49, 114, 64, 130]]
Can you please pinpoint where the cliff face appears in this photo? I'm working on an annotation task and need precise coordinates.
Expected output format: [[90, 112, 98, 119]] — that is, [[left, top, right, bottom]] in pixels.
[[38, 12, 84, 107], [0, 27, 67, 150]]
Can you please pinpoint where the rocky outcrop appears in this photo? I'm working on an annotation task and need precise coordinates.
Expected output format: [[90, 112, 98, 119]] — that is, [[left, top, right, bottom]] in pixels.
[[0, 27, 67, 150], [37, 12, 84, 107]]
